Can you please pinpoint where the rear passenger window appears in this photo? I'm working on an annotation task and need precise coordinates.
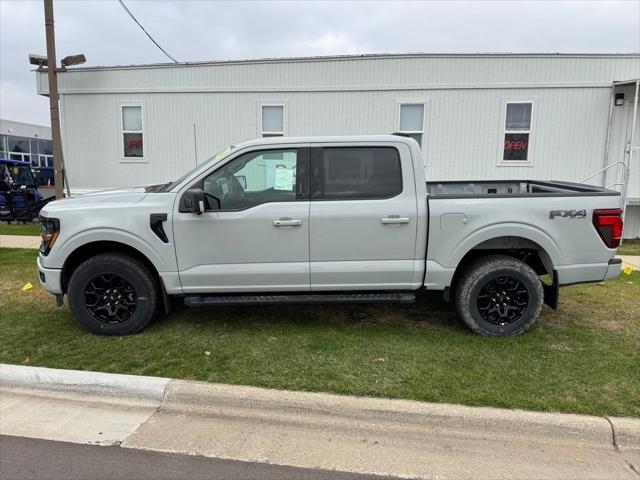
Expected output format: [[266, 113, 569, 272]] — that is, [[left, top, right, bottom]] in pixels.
[[312, 147, 402, 200]]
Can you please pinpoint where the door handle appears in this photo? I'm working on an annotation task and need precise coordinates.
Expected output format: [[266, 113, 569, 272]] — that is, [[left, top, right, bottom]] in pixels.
[[381, 216, 410, 225], [273, 218, 302, 227]]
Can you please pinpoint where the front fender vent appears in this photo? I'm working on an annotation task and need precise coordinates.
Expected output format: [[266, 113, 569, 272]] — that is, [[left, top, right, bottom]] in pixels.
[[150, 213, 169, 243]]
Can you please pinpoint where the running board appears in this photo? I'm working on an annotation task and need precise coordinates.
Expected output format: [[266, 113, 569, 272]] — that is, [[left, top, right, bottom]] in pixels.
[[184, 292, 416, 307]]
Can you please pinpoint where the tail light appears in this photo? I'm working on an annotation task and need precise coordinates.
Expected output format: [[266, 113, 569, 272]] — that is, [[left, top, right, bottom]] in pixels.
[[592, 209, 623, 249]]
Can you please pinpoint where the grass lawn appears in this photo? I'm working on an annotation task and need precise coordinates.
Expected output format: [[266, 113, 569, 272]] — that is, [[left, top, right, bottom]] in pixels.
[[1, 247, 638, 417], [0, 223, 41, 236]]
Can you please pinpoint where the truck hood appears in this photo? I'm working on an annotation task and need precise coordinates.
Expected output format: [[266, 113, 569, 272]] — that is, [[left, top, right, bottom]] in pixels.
[[40, 187, 149, 215]]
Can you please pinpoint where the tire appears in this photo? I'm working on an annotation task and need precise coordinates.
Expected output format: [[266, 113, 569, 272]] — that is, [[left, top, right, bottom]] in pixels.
[[454, 255, 543, 336], [67, 253, 158, 335]]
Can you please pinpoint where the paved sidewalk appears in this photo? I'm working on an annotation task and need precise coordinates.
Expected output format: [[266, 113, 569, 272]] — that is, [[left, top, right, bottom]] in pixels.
[[0, 234, 41, 249], [1, 365, 639, 479], [618, 254, 640, 270]]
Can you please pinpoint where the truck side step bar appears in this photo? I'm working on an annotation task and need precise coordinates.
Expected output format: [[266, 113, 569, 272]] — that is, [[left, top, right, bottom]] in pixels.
[[184, 292, 416, 307]]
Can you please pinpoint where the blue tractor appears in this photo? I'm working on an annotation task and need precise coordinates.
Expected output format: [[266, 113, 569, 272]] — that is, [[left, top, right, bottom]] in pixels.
[[0, 158, 56, 223]]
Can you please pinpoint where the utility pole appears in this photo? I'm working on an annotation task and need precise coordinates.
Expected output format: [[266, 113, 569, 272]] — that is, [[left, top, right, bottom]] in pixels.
[[43, 0, 64, 199]]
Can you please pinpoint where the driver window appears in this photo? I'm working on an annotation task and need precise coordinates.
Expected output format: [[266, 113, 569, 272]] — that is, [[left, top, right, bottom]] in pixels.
[[203, 149, 298, 210]]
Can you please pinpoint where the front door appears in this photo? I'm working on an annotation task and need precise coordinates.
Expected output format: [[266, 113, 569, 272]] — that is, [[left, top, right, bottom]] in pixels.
[[173, 146, 311, 293], [309, 143, 419, 290]]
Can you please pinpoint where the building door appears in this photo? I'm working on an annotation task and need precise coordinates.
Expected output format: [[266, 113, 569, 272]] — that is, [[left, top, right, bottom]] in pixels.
[[173, 146, 311, 293], [308, 143, 419, 291], [606, 94, 640, 200]]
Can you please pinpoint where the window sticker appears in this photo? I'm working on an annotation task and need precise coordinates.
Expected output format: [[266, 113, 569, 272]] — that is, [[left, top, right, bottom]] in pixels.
[[274, 166, 294, 191]]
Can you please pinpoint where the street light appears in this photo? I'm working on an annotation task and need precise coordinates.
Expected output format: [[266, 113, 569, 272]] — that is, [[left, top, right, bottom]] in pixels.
[[29, 53, 86, 70], [60, 54, 86, 69], [28, 53, 48, 69]]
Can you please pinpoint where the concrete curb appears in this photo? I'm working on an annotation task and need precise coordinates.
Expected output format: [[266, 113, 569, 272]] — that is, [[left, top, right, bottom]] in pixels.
[[2, 364, 639, 452], [608, 416, 640, 452], [0, 364, 169, 407], [160, 379, 638, 452]]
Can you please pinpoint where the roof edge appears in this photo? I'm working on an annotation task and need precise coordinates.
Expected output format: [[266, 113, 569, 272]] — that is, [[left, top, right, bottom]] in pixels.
[[60, 52, 640, 73]]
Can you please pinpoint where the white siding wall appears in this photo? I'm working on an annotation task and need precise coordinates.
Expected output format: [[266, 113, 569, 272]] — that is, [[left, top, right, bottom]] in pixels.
[[624, 206, 640, 240], [58, 87, 618, 189]]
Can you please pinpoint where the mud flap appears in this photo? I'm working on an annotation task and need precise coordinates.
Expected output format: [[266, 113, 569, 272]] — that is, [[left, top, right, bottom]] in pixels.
[[160, 280, 171, 316], [542, 270, 559, 310]]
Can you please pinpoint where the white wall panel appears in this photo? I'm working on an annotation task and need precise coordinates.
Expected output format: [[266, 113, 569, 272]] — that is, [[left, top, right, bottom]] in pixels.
[[623, 205, 640, 239]]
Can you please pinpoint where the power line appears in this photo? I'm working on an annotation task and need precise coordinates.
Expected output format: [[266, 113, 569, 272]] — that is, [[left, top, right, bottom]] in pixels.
[[117, 0, 178, 63]]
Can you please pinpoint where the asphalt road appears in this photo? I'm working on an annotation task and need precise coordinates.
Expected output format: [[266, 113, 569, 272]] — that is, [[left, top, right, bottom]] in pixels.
[[0, 435, 392, 480]]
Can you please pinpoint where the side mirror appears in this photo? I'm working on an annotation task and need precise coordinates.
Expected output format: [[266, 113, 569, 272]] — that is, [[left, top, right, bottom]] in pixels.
[[180, 188, 206, 214]]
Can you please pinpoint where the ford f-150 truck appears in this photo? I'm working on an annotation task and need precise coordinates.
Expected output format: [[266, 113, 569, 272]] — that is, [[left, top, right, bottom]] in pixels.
[[37, 135, 623, 336]]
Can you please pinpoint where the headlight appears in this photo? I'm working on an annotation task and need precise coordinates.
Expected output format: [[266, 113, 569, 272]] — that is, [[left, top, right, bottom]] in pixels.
[[40, 217, 60, 255]]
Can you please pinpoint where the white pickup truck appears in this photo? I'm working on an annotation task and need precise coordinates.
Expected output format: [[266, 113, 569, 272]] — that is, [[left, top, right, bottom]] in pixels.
[[37, 135, 623, 336]]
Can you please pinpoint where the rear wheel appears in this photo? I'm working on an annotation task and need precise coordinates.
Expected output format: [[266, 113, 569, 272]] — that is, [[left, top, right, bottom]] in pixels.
[[67, 253, 158, 335], [454, 255, 543, 336]]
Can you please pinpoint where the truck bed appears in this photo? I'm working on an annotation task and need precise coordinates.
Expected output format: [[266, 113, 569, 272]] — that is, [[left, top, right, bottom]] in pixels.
[[427, 180, 618, 198]]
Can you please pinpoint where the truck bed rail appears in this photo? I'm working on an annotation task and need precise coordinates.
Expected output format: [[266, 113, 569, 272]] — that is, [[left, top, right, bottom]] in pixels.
[[426, 180, 619, 199]]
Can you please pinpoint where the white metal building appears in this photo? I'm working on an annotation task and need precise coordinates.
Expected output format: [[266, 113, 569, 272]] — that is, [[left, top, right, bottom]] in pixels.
[[35, 53, 640, 237]]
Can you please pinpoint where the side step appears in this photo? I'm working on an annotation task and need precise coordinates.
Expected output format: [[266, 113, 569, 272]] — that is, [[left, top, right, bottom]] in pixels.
[[184, 292, 416, 307]]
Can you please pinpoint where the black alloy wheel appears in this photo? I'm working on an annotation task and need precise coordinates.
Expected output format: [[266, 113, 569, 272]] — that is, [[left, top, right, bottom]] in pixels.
[[84, 273, 138, 324], [476, 275, 529, 326]]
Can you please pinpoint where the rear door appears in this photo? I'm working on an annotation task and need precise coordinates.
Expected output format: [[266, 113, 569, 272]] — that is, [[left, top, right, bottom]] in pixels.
[[309, 142, 419, 290]]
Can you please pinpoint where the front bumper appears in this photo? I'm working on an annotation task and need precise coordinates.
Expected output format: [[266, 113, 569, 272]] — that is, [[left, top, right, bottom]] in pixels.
[[603, 258, 622, 281], [36, 256, 63, 294]]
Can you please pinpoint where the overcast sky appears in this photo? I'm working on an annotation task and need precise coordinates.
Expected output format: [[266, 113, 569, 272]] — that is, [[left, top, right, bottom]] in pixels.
[[1, 0, 639, 126]]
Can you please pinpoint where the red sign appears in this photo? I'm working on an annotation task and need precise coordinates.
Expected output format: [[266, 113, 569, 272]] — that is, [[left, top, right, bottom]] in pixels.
[[504, 140, 528, 151]]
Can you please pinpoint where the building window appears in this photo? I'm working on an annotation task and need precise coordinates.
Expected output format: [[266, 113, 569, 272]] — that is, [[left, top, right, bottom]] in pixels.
[[7, 135, 31, 162], [398, 104, 425, 147], [7, 135, 29, 153], [40, 139, 53, 167], [261, 105, 284, 137], [122, 105, 144, 158], [503, 102, 532, 161], [38, 139, 53, 155]]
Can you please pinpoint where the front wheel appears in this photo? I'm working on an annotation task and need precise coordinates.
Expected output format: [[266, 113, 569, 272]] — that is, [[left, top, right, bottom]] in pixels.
[[454, 255, 544, 336], [67, 253, 158, 335]]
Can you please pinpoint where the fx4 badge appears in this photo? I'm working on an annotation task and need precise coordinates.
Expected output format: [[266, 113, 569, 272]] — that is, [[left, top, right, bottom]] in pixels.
[[549, 209, 587, 219]]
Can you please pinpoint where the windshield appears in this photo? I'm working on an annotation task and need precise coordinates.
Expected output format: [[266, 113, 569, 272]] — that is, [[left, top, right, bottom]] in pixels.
[[12, 165, 35, 185], [160, 145, 236, 192], [0, 164, 36, 187]]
